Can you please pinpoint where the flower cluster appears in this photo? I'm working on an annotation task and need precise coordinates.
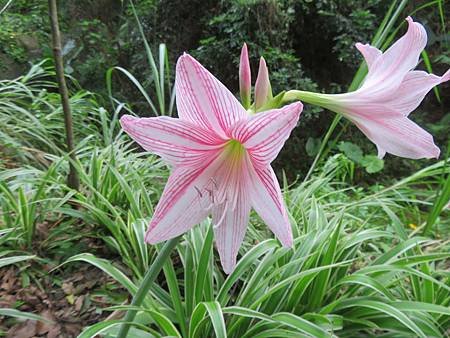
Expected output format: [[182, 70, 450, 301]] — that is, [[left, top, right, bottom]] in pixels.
[[121, 17, 448, 273]]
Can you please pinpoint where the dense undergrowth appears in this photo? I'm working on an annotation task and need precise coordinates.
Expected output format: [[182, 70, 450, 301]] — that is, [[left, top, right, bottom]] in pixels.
[[0, 58, 449, 337], [1, 0, 450, 337]]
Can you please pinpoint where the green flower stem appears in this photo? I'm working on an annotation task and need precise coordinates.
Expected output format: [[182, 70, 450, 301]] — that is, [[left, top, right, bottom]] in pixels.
[[283, 90, 342, 182], [283, 90, 332, 107], [117, 236, 181, 338]]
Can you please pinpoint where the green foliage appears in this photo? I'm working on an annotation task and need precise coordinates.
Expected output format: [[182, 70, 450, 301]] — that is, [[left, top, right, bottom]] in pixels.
[[337, 141, 364, 163], [73, 159, 450, 336], [0, 15, 27, 63], [193, 0, 318, 106], [305, 137, 321, 157], [0, 60, 113, 161], [1, 2, 450, 336], [107, 3, 175, 117], [0, 1, 47, 68], [64, 141, 168, 277], [424, 148, 450, 235], [319, 3, 381, 67], [61, 17, 119, 91], [1, 58, 449, 337], [338, 141, 384, 174]]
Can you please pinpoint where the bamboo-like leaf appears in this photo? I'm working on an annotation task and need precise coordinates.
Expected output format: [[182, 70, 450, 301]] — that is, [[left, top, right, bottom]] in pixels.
[[0, 308, 52, 323], [189, 301, 227, 338], [0, 255, 35, 268]]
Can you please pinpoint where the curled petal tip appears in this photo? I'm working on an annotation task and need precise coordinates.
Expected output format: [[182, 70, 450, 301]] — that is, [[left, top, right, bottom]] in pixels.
[[292, 101, 304, 112], [442, 69, 450, 82], [377, 146, 387, 159], [281, 233, 293, 248], [355, 42, 370, 52], [223, 267, 233, 275], [119, 114, 136, 127], [144, 233, 153, 244], [180, 52, 192, 61], [144, 229, 160, 245], [178, 53, 194, 65], [355, 42, 382, 69], [432, 146, 441, 159]]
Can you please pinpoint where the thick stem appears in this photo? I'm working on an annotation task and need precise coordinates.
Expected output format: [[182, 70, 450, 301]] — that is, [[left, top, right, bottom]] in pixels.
[[48, 0, 79, 190], [117, 236, 181, 338], [283, 90, 331, 106]]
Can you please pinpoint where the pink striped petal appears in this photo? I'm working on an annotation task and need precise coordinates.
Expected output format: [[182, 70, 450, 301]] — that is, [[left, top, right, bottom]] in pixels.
[[362, 17, 427, 91], [254, 57, 271, 110], [145, 152, 223, 244], [249, 165, 293, 247], [386, 69, 450, 115], [350, 109, 440, 159], [355, 42, 381, 70], [239, 43, 252, 109], [212, 186, 250, 274], [231, 102, 303, 166], [120, 115, 225, 167], [175, 54, 246, 136]]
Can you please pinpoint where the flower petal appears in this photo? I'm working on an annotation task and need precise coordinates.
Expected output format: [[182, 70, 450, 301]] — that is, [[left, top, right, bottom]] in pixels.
[[232, 102, 302, 166], [355, 42, 382, 70], [350, 109, 440, 159], [355, 42, 382, 79], [145, 151, 223, 244], [212, 187, 250, 274], [249, 165, 293, 247], [386, 69, 450, 115], [176, 54, 246, 136], [120, 115, 224, 167], [362, 17, 427, 91]]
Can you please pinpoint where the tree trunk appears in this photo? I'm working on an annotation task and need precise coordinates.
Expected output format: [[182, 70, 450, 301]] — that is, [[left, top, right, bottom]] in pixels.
[[48, 0, 79, 190]]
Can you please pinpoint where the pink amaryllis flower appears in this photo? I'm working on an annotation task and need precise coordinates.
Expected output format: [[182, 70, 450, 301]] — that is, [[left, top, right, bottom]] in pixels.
[[286, 17, 449, 159], [121, 53, 302, 273]]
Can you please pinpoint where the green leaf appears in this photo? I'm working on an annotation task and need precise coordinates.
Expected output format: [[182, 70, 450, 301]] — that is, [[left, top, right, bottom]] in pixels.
[[338, 141, 363, 163], [272, 312, 332, 338], [189, 302, 227, 338], [106, 305, 181, 337], [194, 223, 214, 304], [60, 254, 137, 296], [306, 137, 321, 157], [334, 299, 427, 337], [77, 320, 153, 338], [0, 308, 52, 323], [216, 239, 279, 306], [0, 255, 35, 269], [361, 155, 384, 173]]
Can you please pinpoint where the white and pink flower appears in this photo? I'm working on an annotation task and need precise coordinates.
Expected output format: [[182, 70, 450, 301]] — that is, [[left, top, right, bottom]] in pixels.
[[286, 17, 449, 159], [121, 53, 302, 273]]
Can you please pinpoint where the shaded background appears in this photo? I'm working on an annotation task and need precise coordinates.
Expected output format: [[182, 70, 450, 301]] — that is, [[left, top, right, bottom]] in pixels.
[[1, 0, 449, 182]]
